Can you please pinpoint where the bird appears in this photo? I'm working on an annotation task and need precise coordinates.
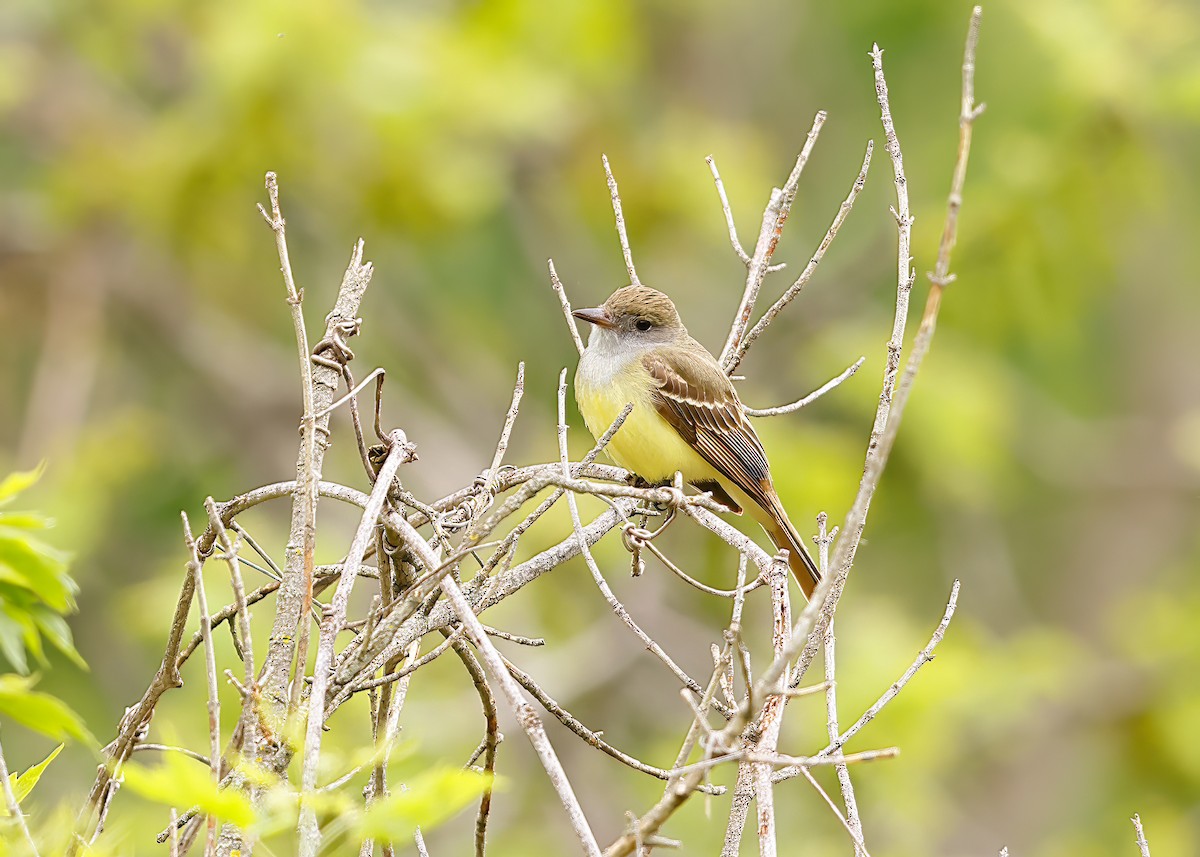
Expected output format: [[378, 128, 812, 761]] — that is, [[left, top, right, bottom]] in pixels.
[[572, 284, 821, 598]]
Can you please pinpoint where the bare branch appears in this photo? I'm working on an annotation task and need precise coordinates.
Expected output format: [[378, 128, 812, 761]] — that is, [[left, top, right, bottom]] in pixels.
[[257, 172, 320, 723], [298, 434, 415, 857], [388, 512, 602, 854], [824, 619, 864, 853], [445, 636, 499, 857], [73, 565, 196, 850], [744, 356, 865, 417], [773, 579, 961, 784], [602, 155, 640, 285], [726, 141, 873, 374], [705, 155, 751, 266], [482, 362, 525, 499], [799, 766, 871, 857], [182, 513, 221, 856], [311, 367, 386, 421], [757, 35, 925, 706], [549, 260, 587, 357], [720, 111, 827, 365], [503, 656, 724, 795], [1132, 814, 1151, 857], [345, 629, 463, 697], [876, 6, 985, 467]]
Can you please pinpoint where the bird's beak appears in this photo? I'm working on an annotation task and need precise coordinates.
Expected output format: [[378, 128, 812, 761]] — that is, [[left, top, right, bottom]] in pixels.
[[572, 306, 616, 329]]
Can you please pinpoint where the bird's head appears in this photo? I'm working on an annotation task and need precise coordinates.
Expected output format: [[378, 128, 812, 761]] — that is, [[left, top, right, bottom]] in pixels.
[[573, 285, 685, 348]]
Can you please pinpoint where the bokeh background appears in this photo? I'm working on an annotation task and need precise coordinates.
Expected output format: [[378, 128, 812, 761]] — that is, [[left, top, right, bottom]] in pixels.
[[3, 0, 1200, 853]]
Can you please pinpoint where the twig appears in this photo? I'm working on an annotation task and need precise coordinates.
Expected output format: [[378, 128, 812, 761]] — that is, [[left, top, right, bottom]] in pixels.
[[813, 511, 863, 853], [770, 579, 959, 785], [707, 154, 786, 273], [726, 142, 873, 374], [205, 500, 258, 768], [720, 555, 790, 856], [481, 362, 525, 500], [260, 237, 373, 740], [720, 111, 826, 366], [824, 619, 864, 852], [445, 636, 499, 857], [612, 561, 747, 857], [766, 33, 924, 702], [182, 513, 221, 856], [602, 155, 640, 285], [677, 746, 897, 779], [298, 435, 414, 857], [799, 766, 870, 857], [754, 557, 791, 857], [256, 172, 321, 721], [480, 625, 545, 647], [820, 580, 960, 757], [311, 367, 386, 421], [549, 260, 587, 357], [413, 826, 430, 857], [466, 407, 632, 561], [643, 541, 763, 598], [363, 528, 399, 857], [367, 626, 422, 857], [668, 557, 744, 784], [387, 514, 601, 854], [744, 356, 865, 417], [503, 656, 724, 795], [345, 629, 462, 696], [705, 155, 752, 265], [72, 567, 197, 851], [1132, 814, 1151, 857], [681, 507, 779, 576], [177, 581, 287, 667], [130, 744, 213, 767], [875, 6, 985, 467], [0, 728, 39, 856]]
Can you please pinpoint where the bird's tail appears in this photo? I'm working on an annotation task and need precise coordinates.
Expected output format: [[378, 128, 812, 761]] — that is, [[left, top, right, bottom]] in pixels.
[[759, 493, 822, 600]]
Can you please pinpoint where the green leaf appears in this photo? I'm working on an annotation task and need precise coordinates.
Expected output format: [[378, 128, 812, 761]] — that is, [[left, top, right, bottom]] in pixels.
[[0, 466, 44, 507], [0, 675, 93, 745], [29, 607, 85, 669], [0, 608, 30, 674], [123, 754, 256, 830], [0, 532, 74, 612], [355, 768, 492, 842], [1, 744, 63, 811], [0, 514, 54, 532]]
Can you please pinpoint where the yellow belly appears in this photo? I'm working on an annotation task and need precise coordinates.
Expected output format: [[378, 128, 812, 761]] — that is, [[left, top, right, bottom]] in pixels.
[[574, 363, 716, 484]]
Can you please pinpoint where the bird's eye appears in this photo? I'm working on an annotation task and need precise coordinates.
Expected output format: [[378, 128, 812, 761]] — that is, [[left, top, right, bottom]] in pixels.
[[635, 319, 653, 332]]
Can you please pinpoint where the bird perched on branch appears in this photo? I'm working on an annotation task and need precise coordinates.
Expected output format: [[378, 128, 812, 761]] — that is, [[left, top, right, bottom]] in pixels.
[[573, 285, 821, 597]]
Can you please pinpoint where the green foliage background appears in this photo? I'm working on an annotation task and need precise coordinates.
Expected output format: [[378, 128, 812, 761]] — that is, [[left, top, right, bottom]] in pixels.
[[2, 0, 1199, 853]]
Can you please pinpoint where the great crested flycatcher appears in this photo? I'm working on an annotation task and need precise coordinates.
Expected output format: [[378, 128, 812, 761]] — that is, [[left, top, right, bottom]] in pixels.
[[573, 284, 822, 597]]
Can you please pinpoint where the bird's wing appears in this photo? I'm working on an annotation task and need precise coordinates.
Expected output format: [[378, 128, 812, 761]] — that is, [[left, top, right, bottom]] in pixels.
[[642, 343, 776, 513]]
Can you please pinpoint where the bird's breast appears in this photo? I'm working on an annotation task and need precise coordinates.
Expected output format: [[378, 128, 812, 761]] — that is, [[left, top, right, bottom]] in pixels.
[[574, 351, 714, 483]]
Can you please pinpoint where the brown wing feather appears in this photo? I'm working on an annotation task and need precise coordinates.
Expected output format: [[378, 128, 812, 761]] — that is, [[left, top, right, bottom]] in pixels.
[[642, 344, 776, 512], [644, 343, 823, 596]]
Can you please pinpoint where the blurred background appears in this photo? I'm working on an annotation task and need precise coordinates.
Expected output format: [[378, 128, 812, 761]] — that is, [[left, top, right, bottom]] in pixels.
[[3, 0, 1200, 853]]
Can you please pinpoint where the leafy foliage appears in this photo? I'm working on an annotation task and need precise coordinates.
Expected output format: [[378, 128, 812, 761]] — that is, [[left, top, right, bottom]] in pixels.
[[0, 675, 92, 745], [0, 468, 84, 675], [355, 768, 494, 843], [1, 744, 62, 814], [122, 753, 256, 830]]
